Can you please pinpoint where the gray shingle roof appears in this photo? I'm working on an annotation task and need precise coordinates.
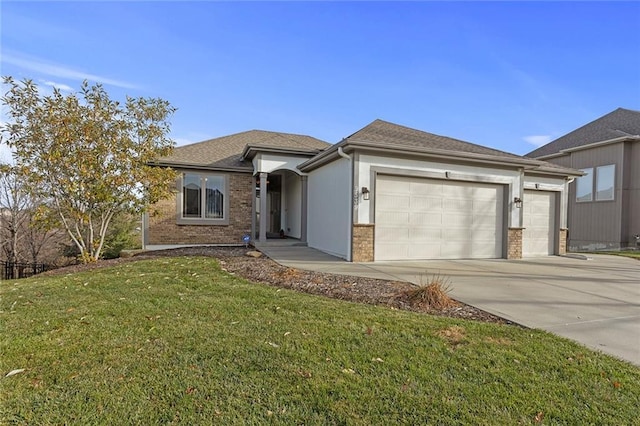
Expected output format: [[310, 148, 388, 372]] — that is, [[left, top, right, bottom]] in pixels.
[[299, 119, 580, 176], [345, 119, 527, 161], [155, 130, 330, 170], [527, 108, 640, 158]]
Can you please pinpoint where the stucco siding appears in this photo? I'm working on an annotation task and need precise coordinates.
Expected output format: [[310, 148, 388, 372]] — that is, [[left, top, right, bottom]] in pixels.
[[283, 172, 302, 239], [307, 158, 351, 259]]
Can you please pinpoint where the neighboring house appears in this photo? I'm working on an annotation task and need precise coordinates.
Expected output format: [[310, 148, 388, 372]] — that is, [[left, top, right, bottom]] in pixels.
[[527, 108, 640, 251], [145, 120, 581, 261]]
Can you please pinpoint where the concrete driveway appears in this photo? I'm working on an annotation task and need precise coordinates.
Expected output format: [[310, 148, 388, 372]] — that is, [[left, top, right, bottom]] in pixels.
[[257, 244, 640, 366]]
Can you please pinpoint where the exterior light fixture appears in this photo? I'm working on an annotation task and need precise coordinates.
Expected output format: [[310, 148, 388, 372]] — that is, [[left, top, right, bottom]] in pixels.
[[361, 187, 370, 201], [514, 197, 523, 208]]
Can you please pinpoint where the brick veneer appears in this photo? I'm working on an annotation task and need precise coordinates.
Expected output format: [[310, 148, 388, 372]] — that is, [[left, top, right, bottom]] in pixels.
[[507, 228, 523, 259], [147, 173, 253, 245], [559, 228, 568, 255], [352, 224, 375, 262]]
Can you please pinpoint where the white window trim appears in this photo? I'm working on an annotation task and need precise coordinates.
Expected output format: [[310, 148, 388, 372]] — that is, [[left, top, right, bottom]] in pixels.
[[176, 172, 230, 225]]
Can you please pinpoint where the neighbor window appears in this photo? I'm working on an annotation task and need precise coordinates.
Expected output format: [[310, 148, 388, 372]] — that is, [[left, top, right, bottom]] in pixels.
[[576, 168, 593, 202], [595, 165, 615, 201], [179, 173, 228, 223], [575, 165, 615, 203]]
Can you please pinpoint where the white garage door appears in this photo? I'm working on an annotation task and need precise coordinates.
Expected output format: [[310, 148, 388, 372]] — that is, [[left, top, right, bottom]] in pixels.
[[375, 175, 504, 261], [523, 190, 556, 256]]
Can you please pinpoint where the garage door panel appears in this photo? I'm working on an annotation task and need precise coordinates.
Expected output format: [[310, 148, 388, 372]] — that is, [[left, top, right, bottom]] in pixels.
[[375, 175, 503, 261], [377, 194, 410, 209], [446, 214, 473, 229], [444, 198, 473, 211], [377, 211, 409, 224], [376, 226, 410, 241], [409, 243, 442, 259], [379, 177, 410, 194], [473, 214, 499, 227], [410, 181, 442, 195], [410, 228, 442, 241], [409, 212, 443, 226], [410, 196, 442, 211], [473, 198, 499, 210], [376, 244, 409, 261]]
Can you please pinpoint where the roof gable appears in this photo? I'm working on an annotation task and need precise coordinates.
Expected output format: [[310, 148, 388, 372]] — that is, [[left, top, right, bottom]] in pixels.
[[527, 108, 640, 158], [156, 129, 330, 170]]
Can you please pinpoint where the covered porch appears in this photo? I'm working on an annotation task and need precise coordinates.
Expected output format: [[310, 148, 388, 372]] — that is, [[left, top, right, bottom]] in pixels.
[[242, 145, 317, 244]]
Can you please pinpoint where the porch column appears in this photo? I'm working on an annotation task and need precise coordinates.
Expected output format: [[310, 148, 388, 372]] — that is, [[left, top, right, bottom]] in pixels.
[[259, 172, 268, 242], [251, 175, 256, 242], [300, 175, 308, 243]]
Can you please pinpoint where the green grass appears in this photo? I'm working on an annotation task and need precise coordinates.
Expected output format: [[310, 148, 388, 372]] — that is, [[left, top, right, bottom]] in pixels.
[[599, 250, 640, 260], [1, 257, 639, 425]]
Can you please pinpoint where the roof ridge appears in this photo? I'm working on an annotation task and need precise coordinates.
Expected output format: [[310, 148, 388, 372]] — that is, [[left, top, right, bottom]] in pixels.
[[352, 118, 521, 159]]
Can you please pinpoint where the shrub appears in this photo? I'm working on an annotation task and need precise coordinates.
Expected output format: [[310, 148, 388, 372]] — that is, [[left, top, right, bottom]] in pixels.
[[406, 273, 458, 310]]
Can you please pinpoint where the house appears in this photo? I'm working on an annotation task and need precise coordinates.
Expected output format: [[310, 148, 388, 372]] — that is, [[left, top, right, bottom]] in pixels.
[[527, 108, 640, 251], [144, 120, 581, 261]]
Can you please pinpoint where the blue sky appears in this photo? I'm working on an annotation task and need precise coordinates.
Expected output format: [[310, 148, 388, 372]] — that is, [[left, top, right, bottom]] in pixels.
[[1, 1, 639, 160]]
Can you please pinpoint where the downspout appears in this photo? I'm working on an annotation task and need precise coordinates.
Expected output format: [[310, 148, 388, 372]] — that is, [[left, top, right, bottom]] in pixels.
[[337, 147, 353, 261]]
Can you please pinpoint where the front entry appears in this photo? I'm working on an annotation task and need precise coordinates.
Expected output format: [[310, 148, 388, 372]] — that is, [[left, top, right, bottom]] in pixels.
[[267, 175, 282, 236], [255, 171, 307, 242]]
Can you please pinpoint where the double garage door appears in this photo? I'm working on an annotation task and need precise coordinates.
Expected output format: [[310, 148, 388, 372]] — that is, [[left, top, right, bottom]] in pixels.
[[375, 175, 504, 261], [374, 175, 557, 261]]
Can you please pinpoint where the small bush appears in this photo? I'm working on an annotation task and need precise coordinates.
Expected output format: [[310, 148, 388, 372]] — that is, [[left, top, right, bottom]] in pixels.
[[406, 274, 458, 310]]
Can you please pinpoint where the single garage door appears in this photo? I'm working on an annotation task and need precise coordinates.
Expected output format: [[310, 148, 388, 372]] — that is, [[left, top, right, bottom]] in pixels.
[[523, 190, 556, 256], [375, 175, 504, 260]]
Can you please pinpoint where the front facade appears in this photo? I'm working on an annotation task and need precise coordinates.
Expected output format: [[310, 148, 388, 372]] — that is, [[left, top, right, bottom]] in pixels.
[[300, 120, 578, 261], [144, 130, 330, 249], [145, 120, 580, 261], [528, 108, 640, 251]]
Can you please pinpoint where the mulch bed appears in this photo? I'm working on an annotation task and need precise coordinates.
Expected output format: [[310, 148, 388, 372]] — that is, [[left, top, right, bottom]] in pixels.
[[40, 246, 516, 325]]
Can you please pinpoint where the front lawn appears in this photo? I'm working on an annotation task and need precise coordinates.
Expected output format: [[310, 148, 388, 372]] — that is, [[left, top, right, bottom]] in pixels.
[[1, 257, 638, 424]]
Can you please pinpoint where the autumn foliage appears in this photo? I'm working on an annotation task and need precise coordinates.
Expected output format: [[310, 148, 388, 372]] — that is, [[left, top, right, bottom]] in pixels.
[[1, 77, 177, 262]]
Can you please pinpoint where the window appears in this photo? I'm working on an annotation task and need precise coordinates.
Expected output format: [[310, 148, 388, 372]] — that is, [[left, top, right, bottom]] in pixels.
[[595, 165, 615, 201], [179, 173, 228, 224], [576, 168, 593, 202], [575, 165, 615, 203]]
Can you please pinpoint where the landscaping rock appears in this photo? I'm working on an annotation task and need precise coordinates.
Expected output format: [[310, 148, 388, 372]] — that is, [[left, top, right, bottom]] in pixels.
[[245, 250, 263, 258], [120, 249, 145, 258]]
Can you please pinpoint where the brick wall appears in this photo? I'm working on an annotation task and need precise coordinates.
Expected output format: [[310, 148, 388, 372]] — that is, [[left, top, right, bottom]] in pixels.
[[147, 173, 253, 245], [352, 224, 375, 262], [559, 228, 568, 255], [507, 228, 523, 259]]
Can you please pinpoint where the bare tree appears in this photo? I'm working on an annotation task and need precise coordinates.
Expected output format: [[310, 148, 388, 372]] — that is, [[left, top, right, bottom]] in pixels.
[[0, 163, 30, 263]]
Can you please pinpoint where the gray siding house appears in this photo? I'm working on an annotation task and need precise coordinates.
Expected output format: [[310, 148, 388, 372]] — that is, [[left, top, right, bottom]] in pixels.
[[527, 108, 640, 251]]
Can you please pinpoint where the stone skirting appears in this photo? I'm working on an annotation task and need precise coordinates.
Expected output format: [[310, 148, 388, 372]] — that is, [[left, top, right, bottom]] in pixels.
[[559, 228, 568, 255], [507, 228, 523, 259], [352, 224, 375, 262]]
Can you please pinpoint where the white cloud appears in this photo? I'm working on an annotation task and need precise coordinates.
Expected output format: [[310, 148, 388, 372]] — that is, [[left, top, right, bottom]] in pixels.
[[523, 135, 552, 147], [2, 51, 139, 90], [41, 80, 73, 92]]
